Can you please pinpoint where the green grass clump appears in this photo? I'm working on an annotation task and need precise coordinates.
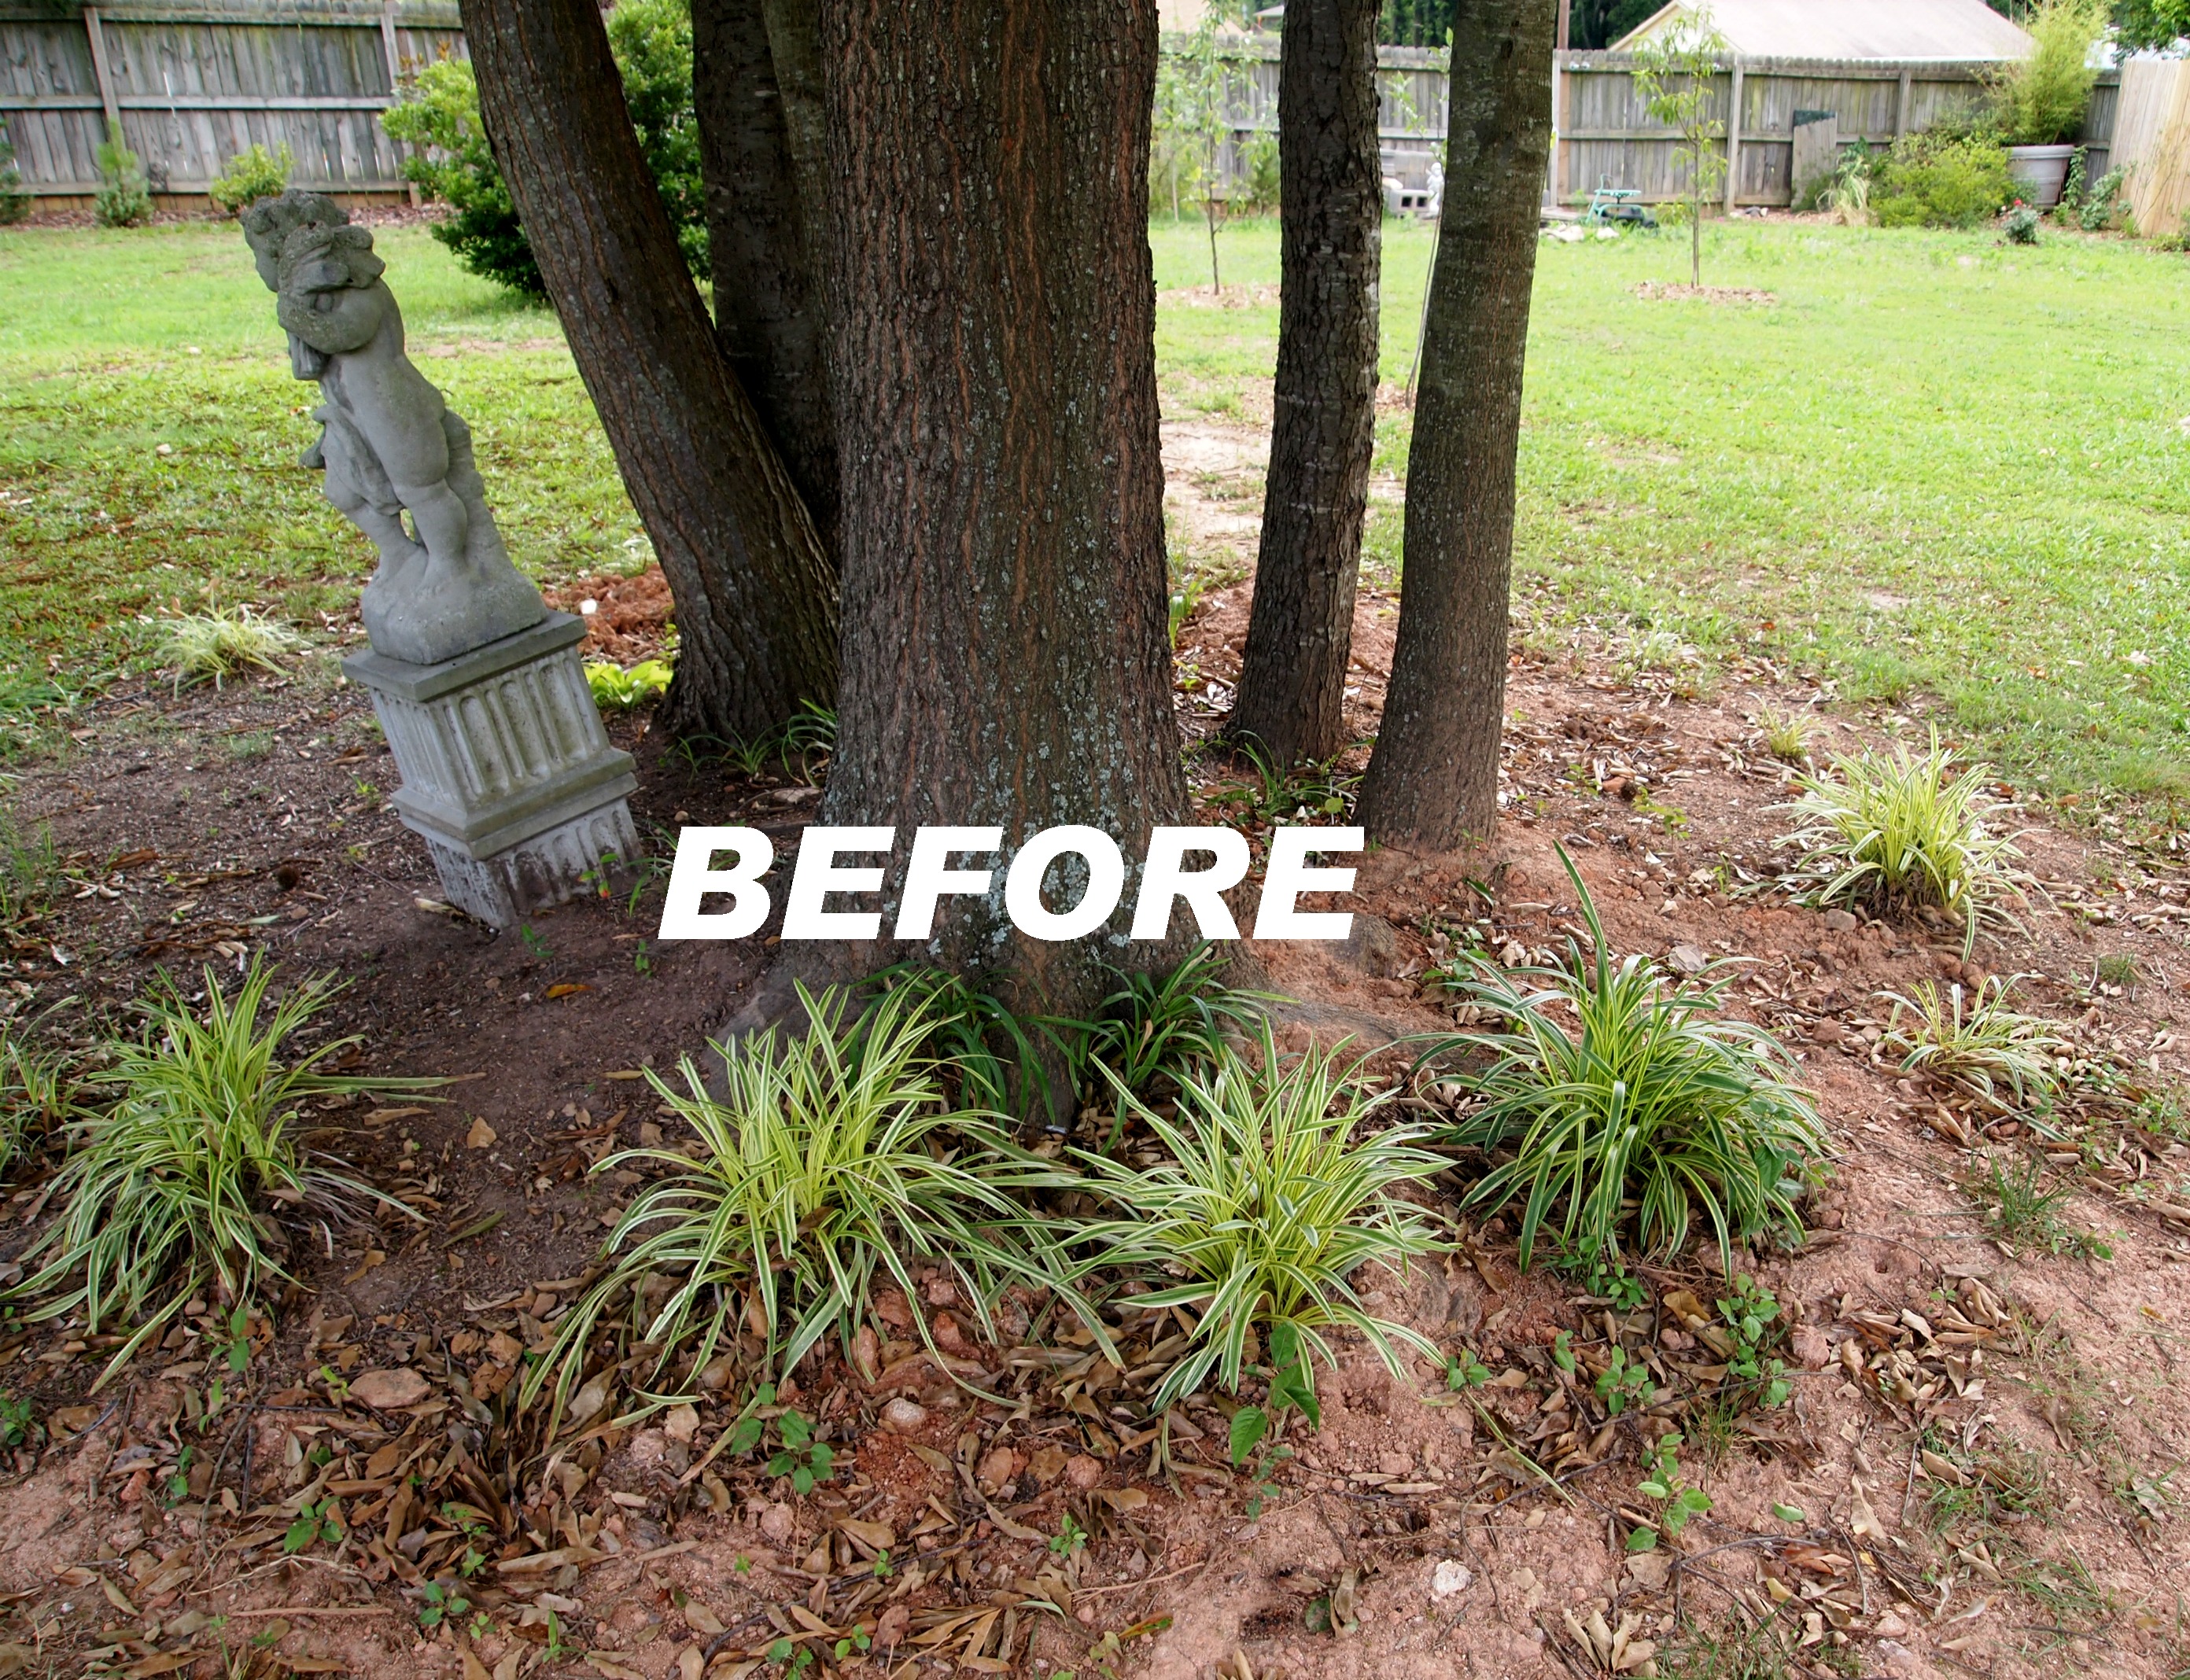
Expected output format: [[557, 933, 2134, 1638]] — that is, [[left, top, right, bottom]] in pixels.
[[1779, 729, 2030, 954], [529, 982, 1089, 1428], [1067, 941, 1274, 1137], [5, 957, 427, 1381], [1963, 1152, 2111, 1258], [1880, 975, 2067, 1101], [158, 606, 304, 690], [0, 1031, 73, 1176], [1434, 849, 1827, 1272], [1756, 706, 1814, 764], [0, 812, 61, 926], [1075, 1024, 1447, 1413]]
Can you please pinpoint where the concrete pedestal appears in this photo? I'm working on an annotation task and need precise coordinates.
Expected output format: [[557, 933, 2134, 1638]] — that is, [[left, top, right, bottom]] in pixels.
[[344, 612, 639, 927]]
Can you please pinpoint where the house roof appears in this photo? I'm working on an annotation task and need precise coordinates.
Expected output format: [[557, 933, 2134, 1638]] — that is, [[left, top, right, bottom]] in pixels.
[[1613, 0, 2034, 61]]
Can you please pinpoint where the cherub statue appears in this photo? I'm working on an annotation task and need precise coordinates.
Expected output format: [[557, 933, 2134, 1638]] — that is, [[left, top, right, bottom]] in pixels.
[[242, 190, 544, 666]]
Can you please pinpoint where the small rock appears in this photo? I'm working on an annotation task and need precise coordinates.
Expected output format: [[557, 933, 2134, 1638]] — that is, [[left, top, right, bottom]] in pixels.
[[879, 1398, 928, 1432], [1959, 960, 1989, 989], [1873, 1612, 1910, 1639], [465, 1116, 497, 1149], [1378, 1451, 1413, 1478], [1064, 1453, 1103, 1490], [349, 1368, 431, 1410], [931, 1312, 968, 1354], [1822, 908, 1859, 933], [1790, 1325, 1831, 1370], [923, 1277, 958, 1306], [1810, 1019, 1845, 1045], [758, 1502, 795, 1544], [1667, 942, 1709, 975], [1432, 1560, 1473, 1598], [850, 1324, 880, 1383]]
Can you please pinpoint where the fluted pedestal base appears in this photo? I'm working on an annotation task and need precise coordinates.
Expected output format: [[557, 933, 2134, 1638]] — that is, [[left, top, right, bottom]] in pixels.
[[344, 612, 639, 927]]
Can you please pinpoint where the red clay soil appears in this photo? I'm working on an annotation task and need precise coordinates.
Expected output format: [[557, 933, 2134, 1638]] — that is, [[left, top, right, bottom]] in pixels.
[[0, 575, 2184, 1680]]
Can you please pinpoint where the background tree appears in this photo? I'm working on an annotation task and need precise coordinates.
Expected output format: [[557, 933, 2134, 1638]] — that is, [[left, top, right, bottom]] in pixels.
[[460, 0, 836, 740], [1358, 0, 1555, 849], [1226, 0, 1384, 768], [2117, 0, 2189, 50], [690, 0, 839, 558], [816, 0, 1189, 1020], [1162, 12, 1256, 290], [1632, 14, 1729, 287]]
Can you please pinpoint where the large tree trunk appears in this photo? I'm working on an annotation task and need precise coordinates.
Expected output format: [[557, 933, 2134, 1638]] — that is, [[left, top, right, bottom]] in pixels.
[[1357, 0, 1554, 849], [815, 0, 1187, 1018], [1226, 0, 1384, 768], [689, 0, 839, 560], [461, 0, 837, 741]]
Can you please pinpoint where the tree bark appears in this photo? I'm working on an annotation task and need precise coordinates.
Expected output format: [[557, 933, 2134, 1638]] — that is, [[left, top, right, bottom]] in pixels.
[[816, 0, 1187, 1018], [689, 0, 839, 560], [1226, 0, 1384, 768], [1357, 0, 1554, 849], [460, 0, 837, 741]]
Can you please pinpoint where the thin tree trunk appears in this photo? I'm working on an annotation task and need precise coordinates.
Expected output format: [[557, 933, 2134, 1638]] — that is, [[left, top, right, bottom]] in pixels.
[[690, 0, 839, 561], [1357, 0, 1554, 849], [460, 0, 836, 740], [1226, 0, 1382, 766], [817, 0, 1187, 1018]]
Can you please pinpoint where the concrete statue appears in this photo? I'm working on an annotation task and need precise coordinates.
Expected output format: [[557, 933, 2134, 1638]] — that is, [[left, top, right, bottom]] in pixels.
[[241, 189, 544, 665], [243, 190, 638, 927]]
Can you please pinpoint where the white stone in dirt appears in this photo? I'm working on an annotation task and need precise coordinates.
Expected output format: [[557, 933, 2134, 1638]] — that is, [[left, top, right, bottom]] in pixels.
[[879, 1398, 927, 1431], [1667, 943, 1710, 975], [1432, 1560, 1473, 1598]]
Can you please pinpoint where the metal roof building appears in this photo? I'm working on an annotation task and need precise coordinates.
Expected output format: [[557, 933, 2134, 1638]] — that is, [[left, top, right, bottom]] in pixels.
[[1613, 0, 2034, 61]]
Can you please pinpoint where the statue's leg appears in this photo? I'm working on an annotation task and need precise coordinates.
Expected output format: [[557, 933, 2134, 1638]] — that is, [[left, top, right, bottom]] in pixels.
[[390, 477, 471, 571]]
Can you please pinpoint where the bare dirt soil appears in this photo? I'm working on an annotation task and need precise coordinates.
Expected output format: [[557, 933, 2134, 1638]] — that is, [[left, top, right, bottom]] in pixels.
[[0, 423, 2184, 1680]]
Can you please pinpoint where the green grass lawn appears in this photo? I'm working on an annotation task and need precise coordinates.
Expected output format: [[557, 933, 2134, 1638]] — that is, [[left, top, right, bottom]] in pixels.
[[5, 213, 2188, 806]]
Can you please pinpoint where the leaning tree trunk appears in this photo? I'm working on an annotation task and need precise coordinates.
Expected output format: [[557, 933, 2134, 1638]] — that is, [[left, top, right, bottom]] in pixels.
[[1226, 0, 1384, 768], [690, 0, 839, 562], [461, 0, 836, 741], [1356, 0, 1555, 851], [816, 0, 1187, 1019]]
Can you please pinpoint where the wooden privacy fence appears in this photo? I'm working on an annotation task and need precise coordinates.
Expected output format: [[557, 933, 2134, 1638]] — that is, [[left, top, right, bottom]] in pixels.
[[2111, 56, 2190, 238], [1553, 50, 2121, 208], [0, 0, 464, 200]]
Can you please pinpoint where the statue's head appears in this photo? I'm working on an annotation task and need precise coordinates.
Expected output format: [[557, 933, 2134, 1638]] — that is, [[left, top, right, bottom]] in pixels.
[[241, 189, 355, 293]]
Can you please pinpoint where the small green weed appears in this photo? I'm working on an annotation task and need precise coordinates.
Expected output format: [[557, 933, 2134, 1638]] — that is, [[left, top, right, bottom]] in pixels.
[[0, 1389, 34, 1447], [417, 1579, 469, 1630], [1716, 1274, 1793, 1406], [1595, 1343, 1654, 1416], [1964, 1153, 2111, 1259], [1628, 1431, 1711, 1551], [283, 1497, 342, 1553], [584, 657, 673, 709]]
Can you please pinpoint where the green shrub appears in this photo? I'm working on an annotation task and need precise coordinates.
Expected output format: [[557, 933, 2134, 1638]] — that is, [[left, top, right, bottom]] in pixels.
[[93, 121, 151, 229], [605, 0, 708, 279], [383, 0, 706, 299], [1075, 1025, 1447, 1413], [528, 982, 1090, 1428], [2004, 202, 2041, 244], [382, 60, 541, 297], [1872, 131, 2015, 229], [1431, 849, 1827, 1271], [0, 118, 28, 225], [1776, 727, 2030, 952], [1995, 0, 2108, 146], [206, 142, 293, 216], [3, 958, 430, 1383]]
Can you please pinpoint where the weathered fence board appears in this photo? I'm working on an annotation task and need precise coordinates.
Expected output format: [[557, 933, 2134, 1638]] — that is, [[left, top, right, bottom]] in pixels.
[[2114, 55, 2190, 238], [0, 1, 463, 197]]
